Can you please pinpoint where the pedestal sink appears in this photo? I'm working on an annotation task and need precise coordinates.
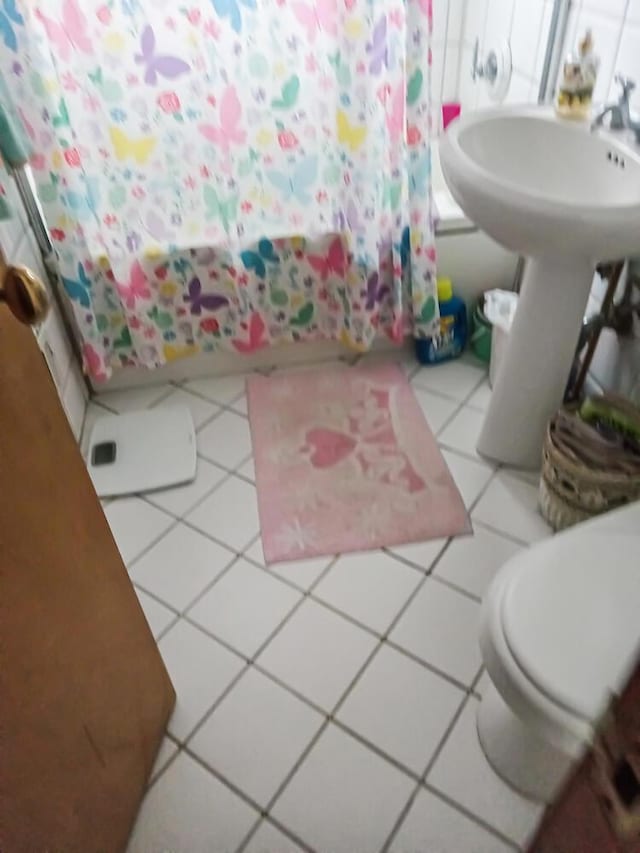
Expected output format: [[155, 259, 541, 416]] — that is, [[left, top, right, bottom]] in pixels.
[[440, 106, 640, 468]]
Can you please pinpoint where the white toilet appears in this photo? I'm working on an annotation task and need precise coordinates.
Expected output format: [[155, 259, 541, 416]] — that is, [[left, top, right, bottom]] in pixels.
[[477, 501, 640, 803]]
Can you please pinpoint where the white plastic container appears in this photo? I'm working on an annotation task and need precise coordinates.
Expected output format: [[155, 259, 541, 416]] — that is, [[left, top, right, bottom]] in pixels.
[[485, 289, 519, 388]]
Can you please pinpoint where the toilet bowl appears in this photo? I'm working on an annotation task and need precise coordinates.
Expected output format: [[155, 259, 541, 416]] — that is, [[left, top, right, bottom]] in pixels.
[[478, 504, 640, 803]]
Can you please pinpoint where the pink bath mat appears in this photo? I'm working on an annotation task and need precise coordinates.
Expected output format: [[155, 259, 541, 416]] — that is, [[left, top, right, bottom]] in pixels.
[[247, 364, 471, 564]]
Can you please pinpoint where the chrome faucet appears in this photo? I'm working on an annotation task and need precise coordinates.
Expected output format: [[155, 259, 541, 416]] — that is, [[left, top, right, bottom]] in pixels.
[[592, 74, 640, 144]]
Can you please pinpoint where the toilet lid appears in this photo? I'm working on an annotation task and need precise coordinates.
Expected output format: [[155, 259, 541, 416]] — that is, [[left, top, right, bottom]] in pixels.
[[502, 533, 640, 722]]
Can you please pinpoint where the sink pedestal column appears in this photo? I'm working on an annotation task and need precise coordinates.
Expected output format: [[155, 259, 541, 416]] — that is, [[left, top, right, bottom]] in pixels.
[[477, 257, 594, 469]]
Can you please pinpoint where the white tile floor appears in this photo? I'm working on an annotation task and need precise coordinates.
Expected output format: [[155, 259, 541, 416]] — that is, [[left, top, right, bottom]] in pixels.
[[89, 353, 553, 853]]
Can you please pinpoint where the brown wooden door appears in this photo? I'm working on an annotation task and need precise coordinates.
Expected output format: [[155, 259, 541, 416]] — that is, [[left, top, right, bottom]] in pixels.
[[0, 274, 175, 851], [527, 661, 640, 852]]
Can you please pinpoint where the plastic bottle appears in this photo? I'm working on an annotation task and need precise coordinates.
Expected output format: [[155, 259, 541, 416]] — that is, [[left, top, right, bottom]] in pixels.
[[415, 277, 468, 365]]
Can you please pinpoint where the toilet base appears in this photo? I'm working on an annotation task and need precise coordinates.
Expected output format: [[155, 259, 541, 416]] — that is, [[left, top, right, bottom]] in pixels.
[[477, 682, 575, 803]]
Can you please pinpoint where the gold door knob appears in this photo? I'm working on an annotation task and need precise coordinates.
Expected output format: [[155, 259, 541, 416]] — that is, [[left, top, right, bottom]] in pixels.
[[0, 259, 49, 326]]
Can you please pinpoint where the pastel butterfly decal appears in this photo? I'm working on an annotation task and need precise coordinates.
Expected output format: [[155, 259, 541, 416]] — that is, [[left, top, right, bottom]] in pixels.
[[308, 237, 348, 281], [397, 225, 410, 270], [366, 15, 388, 75], [83, 342, 108, 383], [365, 271, 390, 311], [406, 68, 423, 105], [184, 277, 229, 315], [233, 312, 268, 353], [336, 110, 367, 153], [198, 86, 246, 152], [147, 305, 174, 330], [292, 0, 337, 41], [271, 75, 300, 110], [0, 0, 23, 52], [334, 198, 363, 233], [116, 260, 151, 309], [173, 257, 192, 278], [386, 83, 404, 143], [62, 262, 91, 308], [164, 343, 199, 362], [410, 151, 431, 194], [113, 325, 132, 350], [240, 238, 279, 279], [289, 302, 314, 327], [265, 155, 318, 205], [383, 176, 402, 210], [203, 185, 238, 232], [339, 327, 368, 352], [143, 210, 175, 242], [34, 0, 90, 61], [51, 98, 70, 129], [61, 177, 100, 218], [328, 50, 351, 87], [210, 0, 257, 34], [109, 127, 156, 165], [418, 294, 436, 324], [134, 25, 190, 86], [87, 67, 123, 102]]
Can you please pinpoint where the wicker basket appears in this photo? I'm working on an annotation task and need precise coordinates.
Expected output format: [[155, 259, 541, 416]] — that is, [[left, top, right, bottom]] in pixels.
[[539, 400, 640, 531]]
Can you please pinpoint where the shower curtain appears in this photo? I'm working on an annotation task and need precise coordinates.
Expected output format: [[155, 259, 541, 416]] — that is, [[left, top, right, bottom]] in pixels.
[[1, 0, 437, 381]]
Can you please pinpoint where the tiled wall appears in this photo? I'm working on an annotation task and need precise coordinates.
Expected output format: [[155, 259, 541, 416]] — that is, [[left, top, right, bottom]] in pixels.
[[458, 0, 554, 112], [563, 0, 640, 109], [432, 0, 467, 130], [456, 0, 640, 117], [0, 165, 87, 440]]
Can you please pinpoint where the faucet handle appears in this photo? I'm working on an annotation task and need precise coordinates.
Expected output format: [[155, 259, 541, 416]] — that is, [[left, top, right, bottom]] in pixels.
[[615, 74, 636, 102]]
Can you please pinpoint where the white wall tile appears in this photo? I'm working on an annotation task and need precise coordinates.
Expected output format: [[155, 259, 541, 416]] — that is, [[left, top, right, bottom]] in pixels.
[[504, 70, 535, 104], [533, 1, 554, 86], [0, 168, 29, 256], [511, 0, 546, 79], [446, 0, 467, 42], [432, 44, 446, 107], [442, 44, 461, 101], [433, 0, 450, 45], [0, 210, 27, 257], [611, 22, 640, 111], [628, 0, 640, 26], [484, 0, 516, 48], [38, 304, 73, 393], [62, 362, 88, 441], [458, 44, 480, 110], [463, 0, 489, 48], [582, 0, 627, 17], [12, 230, 49, 295]]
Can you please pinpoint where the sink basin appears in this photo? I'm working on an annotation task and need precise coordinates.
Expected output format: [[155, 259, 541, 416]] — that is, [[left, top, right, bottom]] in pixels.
[[439, 107, 640, 468], [440, 106, 640, 260]]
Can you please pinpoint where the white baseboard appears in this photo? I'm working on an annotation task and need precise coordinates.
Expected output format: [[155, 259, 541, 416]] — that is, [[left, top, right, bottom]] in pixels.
[[93, 335, 408, 392]]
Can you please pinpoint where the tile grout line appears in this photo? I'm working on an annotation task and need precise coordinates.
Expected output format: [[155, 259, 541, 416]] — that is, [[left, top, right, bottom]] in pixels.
[[256, 522, 479, 829], [378, 691, 471, 853], [235, 812, 317, 853], [422, 781, 521, 851], [426, 572, 484, 604], [116, 357, 536, 848], [380, 538, 450, 574], [379, 690, 521, 853], [95, 383, 177, 415], [472, 517, 534, 548]]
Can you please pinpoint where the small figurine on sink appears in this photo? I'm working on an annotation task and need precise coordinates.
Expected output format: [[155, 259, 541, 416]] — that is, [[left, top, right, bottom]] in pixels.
[[556, 30, 600, 120]]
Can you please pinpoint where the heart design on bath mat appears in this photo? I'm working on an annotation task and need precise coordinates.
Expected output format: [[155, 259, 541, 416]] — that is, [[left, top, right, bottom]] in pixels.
[[304, 428, 356, 468]]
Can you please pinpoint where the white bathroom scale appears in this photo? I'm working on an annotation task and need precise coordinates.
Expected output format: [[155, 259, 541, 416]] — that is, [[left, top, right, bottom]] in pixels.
[[87, 405, 196, 498]]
